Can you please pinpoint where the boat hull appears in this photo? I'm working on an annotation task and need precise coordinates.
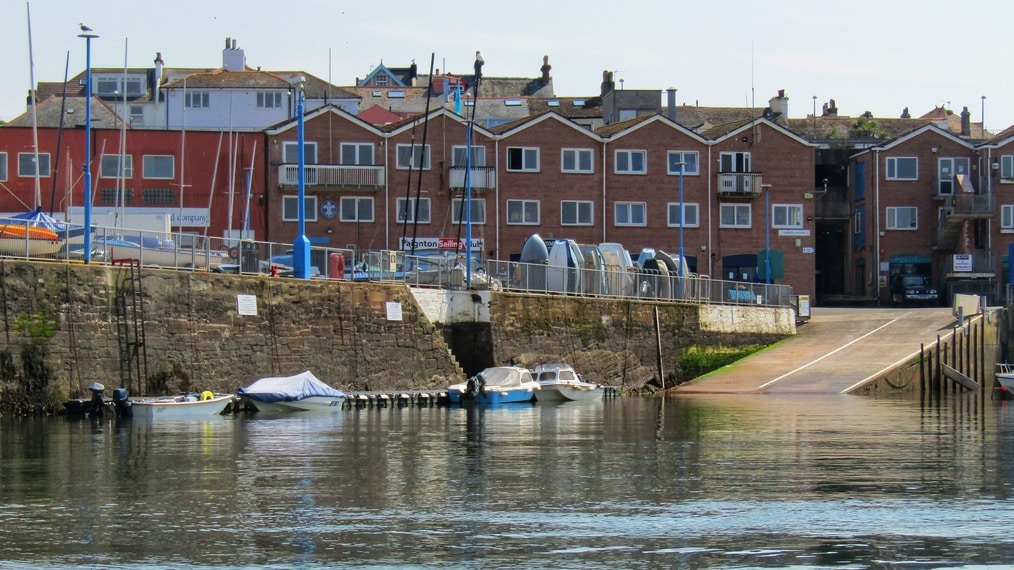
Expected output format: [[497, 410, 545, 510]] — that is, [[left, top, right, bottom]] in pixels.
[[537, 383, 604, 402], [129, 393, 234, 420], [246, 395, 347, 413]]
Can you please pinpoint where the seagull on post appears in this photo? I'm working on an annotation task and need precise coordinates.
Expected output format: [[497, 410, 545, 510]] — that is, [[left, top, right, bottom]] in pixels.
[[79, 23, 92, 32]]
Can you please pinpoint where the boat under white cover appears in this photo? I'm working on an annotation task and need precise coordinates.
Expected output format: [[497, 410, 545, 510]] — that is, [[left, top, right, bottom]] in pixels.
[[238, 370, 347, 413]]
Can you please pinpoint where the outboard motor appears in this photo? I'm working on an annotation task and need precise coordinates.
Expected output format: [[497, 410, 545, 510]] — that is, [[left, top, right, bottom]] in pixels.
[[87, 382, 105, 419], [112, 388, 132, 419]]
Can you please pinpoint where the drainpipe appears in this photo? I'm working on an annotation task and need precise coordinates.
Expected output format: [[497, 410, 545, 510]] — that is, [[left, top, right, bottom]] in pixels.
[[873, 148, 881, 304], [495, 137, 500, 258], [707, 144, 713, 276], [601, 138, 608, 243]]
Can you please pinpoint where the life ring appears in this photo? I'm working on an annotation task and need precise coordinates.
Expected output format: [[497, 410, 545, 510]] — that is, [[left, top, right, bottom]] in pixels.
[[200, 391, 215, 401], [228, 247, 239, 259]]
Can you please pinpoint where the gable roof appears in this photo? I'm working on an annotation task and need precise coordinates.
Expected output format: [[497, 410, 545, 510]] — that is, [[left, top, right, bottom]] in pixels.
[[263, 103, 384, 136], [595, 113, 709, 143], [3, 95, 123, 129]]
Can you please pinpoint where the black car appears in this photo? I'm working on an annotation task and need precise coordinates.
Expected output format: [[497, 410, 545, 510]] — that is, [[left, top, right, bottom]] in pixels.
[[890, 274, 939, 306]]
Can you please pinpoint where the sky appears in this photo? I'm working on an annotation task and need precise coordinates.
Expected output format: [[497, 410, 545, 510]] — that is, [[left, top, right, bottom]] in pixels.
[[5, 0, 1014, 133]]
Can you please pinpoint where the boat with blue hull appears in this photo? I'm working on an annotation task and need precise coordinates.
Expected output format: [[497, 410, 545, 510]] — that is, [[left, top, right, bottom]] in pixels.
[[447, 366, 540, 405]]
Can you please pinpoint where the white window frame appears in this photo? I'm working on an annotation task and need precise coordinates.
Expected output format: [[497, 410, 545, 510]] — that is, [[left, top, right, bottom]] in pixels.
[[1001, 204, 1014, 231], [937, 157, 969, 195], [100, 154, 134, 178], [451, 198, 486, 224], [184, 91, 210, 109], [283, 141, 318, 165], [719, 203, 752, 228], [452, 145, 486, 167], [1001, 155, 1014, 182], [18, 152, 50, 177], [339, 197, 374, 223], [396, 144, 431, 170], [886, 157, 918, 180], [667, 202, 700, 228], [561, 200, 594, 226], [395, 197, 431, 223], [506, 199, 540, 225], [256, 92, 283, 109], [719, 151, 751, 173], [142, 155, 174, 180], [281, 195, 318, 222], [561, 148, 594, 173], [614, 150, 647, 174], [772, 204, 804, 229], [854, 207, 864, 235], [667, 151, 700, 175], [614, 201, 647, 227], [886, 206, 918, 230], [506, 147, 540, 172], [341, 142, 375, 166]]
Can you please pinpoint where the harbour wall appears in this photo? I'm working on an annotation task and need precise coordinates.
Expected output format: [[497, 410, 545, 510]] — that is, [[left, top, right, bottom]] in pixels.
[[0, 260, 794, 407]]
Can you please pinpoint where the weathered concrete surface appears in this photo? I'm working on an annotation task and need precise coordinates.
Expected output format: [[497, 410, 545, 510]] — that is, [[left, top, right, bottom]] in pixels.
[[674, 307, 963, 394]]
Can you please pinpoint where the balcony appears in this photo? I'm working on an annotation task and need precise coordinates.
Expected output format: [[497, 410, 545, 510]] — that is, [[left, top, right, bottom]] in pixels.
[[717, 172, 763, 198], [449, 166, 496, 193], [277, 164, 385, 190], [935, 193, 995, 251]]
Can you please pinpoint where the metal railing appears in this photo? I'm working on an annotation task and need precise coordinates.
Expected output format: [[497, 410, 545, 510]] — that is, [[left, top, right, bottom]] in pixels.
[[0, 219, 794, 307], [277, 164, 385, 188]]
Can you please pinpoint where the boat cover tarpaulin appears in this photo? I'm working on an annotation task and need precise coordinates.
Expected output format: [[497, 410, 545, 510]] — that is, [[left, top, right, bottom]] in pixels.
[[6, 208, 87, 236], [238, 371, 346, 403]]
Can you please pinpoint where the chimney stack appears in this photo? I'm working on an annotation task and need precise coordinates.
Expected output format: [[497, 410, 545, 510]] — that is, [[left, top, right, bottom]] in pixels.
[[961, 106, 971, 136], [540, 55, 552, 86], [666, 88, 677, 121]]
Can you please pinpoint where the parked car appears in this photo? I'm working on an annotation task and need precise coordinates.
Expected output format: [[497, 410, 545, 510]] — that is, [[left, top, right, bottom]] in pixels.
[[890, 274, 938, 306]]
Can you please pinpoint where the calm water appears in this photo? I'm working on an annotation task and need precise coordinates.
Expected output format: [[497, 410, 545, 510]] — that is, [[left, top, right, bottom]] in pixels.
[[2, 394, 1014, 569]]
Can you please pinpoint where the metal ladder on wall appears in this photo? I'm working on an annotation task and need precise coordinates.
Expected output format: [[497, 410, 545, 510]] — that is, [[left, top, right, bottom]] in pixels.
[[113, 259, 148, 395]]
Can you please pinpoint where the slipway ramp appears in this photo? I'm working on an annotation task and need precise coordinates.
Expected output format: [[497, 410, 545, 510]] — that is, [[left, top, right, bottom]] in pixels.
[[674, 307, 960, 394]]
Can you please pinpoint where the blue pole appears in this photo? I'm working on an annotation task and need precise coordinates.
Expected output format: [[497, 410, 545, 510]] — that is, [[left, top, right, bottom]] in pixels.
[[80, 31, 97, 264], [293, 79, 310, 279]]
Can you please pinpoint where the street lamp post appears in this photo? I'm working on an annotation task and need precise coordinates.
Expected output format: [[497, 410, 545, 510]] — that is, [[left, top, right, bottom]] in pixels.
[[293, 77, 310, 279], [78, 27, 98, 264]]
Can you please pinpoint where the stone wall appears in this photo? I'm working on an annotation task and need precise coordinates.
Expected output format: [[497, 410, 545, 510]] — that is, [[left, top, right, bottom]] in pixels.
[[0, 260, 793, 407]]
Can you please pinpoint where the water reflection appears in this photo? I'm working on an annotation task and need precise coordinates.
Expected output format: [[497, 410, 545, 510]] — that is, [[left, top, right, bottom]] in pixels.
[[2, 394, 1014, 568]]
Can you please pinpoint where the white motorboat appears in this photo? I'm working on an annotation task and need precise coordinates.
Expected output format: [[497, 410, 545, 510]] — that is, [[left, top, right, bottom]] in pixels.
[[128, 391, 234, 420], [533, 362, 603, 402], [446, 366, 540, 405], [996, 363, 1014, 395], [238, 370, 347, 413]]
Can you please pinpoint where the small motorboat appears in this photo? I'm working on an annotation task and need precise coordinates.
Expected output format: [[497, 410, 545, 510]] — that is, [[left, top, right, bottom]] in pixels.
[[996, 363, 1014, 396], [238, 370, 347, 413], [128, 391, 234, 420], [447, 366, 539, 405], [0, 224, 61, 256], [533, 362, 604, 402]]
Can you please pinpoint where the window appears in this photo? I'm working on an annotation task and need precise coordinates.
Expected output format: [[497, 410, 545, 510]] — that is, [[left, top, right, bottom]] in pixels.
[[143, 187, 175, 205], [452, 145, 486, 167], [100, 154, 134, 178], [886, 206, 917, 229], [451, 198, 486, 224], [886, 157, 917, 180], [614, 202, 646, 226], [506, 200, 540, 225], [719, 203, 751, 228], [98, 187, 133, 205], [282, 195, 319, 222], [667, 151, 700, 175], [561, 148, 593, 173], [143, 155, 174, 179], [396, 198, 431, 223], [18, 152, 50, 177], [340, 143, 375, 166], [937, 157, 969, 195], [256, 92, 283, 108], [1002, 205, 1014, 230], [772, 204, 803, 228], [129, 105, 144, 123], [615, 150, 646, 174], [396, 144, 431, 170], [561, 200, 593, 226], [506, 147, 539, 172], [719, 152, 751, 173], [95, 75, 144, 97], [0, 153, 7, 181], [853, 205, 866, 249], [667, 202, 700, 227], [184, 91, 210, 109], [340, 197, 374, 222], [1002, 155, 1014, 181], [283, 141, 318, 164]]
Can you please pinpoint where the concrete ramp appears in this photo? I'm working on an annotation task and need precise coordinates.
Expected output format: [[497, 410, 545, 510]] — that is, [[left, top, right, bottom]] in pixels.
[[675, 307, 960, 394]]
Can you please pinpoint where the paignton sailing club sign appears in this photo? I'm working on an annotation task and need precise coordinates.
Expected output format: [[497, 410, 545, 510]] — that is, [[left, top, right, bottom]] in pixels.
[[399, 237, 484, 251]]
